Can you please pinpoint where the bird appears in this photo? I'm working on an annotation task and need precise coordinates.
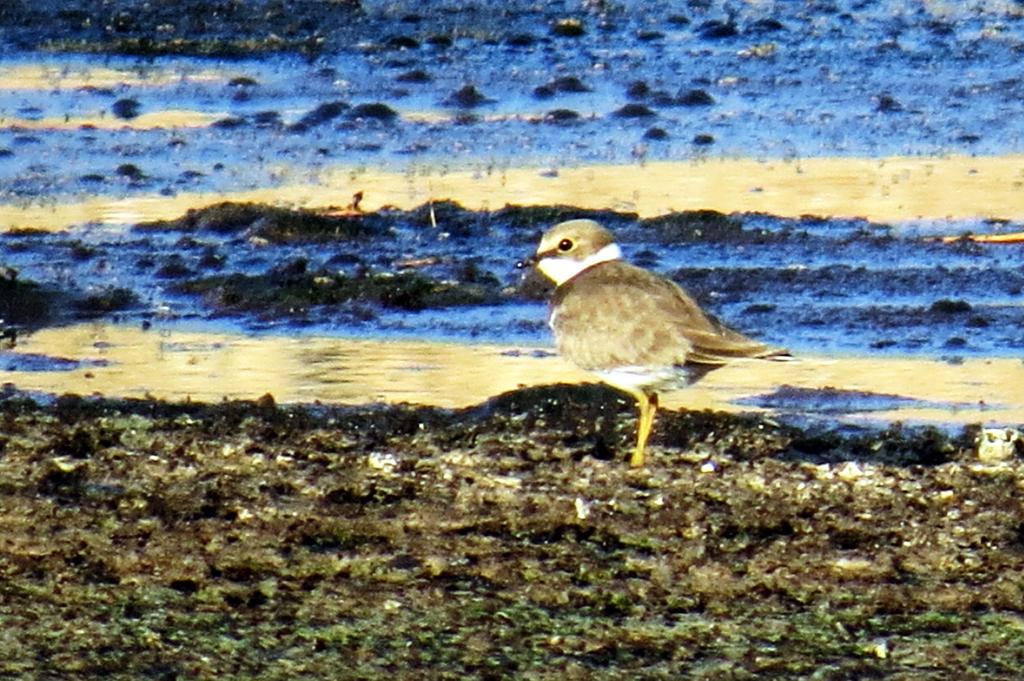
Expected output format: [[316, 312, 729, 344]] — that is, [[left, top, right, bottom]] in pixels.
[[519, 219, 790, 467]]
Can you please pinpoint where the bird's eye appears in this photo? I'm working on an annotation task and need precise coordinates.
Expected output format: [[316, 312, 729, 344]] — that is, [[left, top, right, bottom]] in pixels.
[[558, 238, 573, 252]]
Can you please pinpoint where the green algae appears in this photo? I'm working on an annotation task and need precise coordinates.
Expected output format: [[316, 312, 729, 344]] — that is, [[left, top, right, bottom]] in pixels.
[[0, 388, 1021, 678]]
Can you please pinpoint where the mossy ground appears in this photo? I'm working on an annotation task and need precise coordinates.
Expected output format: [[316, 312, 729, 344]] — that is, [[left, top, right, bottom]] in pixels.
[[2, 386, 1023, 679]]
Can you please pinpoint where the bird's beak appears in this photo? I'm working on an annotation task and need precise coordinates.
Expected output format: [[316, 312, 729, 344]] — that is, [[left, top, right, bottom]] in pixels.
[[516, 252, 539, 270]]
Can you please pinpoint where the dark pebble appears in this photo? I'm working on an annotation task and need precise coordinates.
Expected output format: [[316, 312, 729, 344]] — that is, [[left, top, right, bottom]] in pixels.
[[644, 127, 669, 140], [111, 98, 140, 119], [387, 35, 420, 49], [211, 116, 247, 129], [613, 103, 656, 118], [347, 102, 399, 121], [70, 243, 96, 261], [288, 101, 349, 132], [75, 288, 137, 314], [551, 18, 585, 37], [533, 85, 555, 99], [677, 88, 716, 106], [693, 133, 715, 145], [445, 85, 492, 108], [156, 256, 192, 279], [116, 163, 146, 181], [425, 34, 453, 48], [698, 20, 738, 39], [228, 76, 259, 87], [544, 109, 581, 124], [506, 33, 536, 47], [547, 76, 590, 93], [930, 299, 972, 314], [637, 30, 665, 41], [875, 94, 903, 112], [251, 111, 282, 128], [747, 18, 786, 33], [396, 69, 431, 83], [198, 248, 226, 270], [626, 81, 650, 99]]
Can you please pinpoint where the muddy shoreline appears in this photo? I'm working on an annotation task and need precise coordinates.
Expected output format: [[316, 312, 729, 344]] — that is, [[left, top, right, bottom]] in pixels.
[[3, 2, 1024, 677], [5, 388, 1024, 678], [4, 200, 1024, 359]]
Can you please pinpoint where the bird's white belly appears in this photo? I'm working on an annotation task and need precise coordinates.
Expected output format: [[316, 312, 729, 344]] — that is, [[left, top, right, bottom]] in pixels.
[[592, 365, 693, 394]]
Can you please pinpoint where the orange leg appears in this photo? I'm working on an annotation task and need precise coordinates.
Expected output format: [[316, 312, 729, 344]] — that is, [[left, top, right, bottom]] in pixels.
[[630, 392, 659, 467]]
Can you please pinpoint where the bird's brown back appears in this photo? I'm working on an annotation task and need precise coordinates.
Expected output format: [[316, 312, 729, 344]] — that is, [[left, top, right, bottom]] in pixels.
[[550, 261, 784, 373]]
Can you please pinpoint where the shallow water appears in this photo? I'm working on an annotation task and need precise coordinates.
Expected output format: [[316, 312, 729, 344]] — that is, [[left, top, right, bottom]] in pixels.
[[4, 155, 1024, 233], [2, 5, 1024, 425], [2, 322, 1021, 429]]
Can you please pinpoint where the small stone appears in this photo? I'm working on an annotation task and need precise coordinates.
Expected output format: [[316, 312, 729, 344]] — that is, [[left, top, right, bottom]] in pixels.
[[386, 35, 420, 49], [546, 76, 590, 94], [396, 69, 431, 84], [875, 93, 903, 112], [977, 428, 1023, 462], [506, 33, 536, 47], [677, 89, 715, 106], [626, 81, 650, 99], [613, 103, 656, 118], [698, 20, 738, 39], [551, 18, 585, 37], [445, 85, 492, 108], [112, 98, 141, 119], [544, 109, 581, 124], [930, 299, 972, 314], [425, 34, 453, 48], [347, 102, 399, 121]]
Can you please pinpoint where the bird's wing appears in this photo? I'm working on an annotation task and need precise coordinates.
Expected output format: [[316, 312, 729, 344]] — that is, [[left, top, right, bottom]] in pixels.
[[682, 313, 788, 366], [551, 262, 785, 371]]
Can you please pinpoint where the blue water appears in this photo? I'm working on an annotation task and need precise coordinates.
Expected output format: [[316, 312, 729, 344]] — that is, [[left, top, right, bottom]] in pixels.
[[4, 2, 1024, 202], [3, 1, 1024, 358]]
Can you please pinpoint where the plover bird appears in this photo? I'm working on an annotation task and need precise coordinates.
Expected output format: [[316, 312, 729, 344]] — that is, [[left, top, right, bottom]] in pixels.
[[520, 219, 790, 467]]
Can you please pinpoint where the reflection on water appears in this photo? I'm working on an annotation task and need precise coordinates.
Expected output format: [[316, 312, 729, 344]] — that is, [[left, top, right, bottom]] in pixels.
[[3, 155, 1024, 233], [4, 110, 226, 131], [2, 323, 1021, 427], [0, 62, 231, 90]]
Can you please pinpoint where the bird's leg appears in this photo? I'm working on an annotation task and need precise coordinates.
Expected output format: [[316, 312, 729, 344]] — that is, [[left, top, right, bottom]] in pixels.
[[630, 391, 659, 467]]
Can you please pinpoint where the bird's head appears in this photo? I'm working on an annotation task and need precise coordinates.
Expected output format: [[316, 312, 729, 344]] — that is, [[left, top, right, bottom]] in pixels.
[[516, 219, 622, 286]]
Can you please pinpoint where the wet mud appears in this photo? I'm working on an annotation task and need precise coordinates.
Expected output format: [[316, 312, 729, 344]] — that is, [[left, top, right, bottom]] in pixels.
[[5, 388, 1024, 679], [3, 200, 1024, 358]]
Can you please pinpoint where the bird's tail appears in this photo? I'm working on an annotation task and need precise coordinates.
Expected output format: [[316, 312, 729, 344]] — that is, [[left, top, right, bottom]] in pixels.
[[757, 347, 797, 362]]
